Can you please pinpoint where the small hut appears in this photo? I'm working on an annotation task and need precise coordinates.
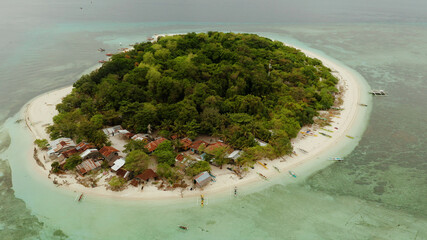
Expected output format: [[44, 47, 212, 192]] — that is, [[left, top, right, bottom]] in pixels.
[[193, 171, 212, 188]]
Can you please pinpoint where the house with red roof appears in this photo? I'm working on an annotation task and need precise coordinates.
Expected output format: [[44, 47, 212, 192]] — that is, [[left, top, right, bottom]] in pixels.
[[75, 142, 96, 153], [204, 142, 233, 155], [180, 138, 193, 150], [99, 146, 120, 165], [145, 137, 167, 152], [175, 153, 193, 169], [190, 140, 208, 154], [58, 148, 78, 161], [131, 169, 159, 186]]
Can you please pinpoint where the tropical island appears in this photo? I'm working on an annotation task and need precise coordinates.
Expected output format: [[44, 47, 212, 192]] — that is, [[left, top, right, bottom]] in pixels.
[[25, 32, 360, 199]]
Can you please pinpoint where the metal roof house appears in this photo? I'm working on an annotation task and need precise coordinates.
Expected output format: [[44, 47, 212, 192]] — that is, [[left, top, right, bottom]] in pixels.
[[47, 138, 76, 159], [193, 171, 212, 188], [80, 149, 99, 160], [111, 158, 126, 171], [102, 125, 123, 137], [76, 159, 102, 176], [227, 150, 242, 160]]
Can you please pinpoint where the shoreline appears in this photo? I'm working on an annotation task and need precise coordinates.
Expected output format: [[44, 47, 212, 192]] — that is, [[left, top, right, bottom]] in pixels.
[[23, 41, 365, 201]]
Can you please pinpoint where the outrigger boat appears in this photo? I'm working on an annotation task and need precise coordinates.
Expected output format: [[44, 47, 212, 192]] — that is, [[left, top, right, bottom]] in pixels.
[[257, 161, 268, 169], [319, 132, 332, 138], [78, 193, 84, 202], [329, 157, 344, 161], [298, 148, 308, 154], [320, 128, 333, 133], [369, 90, 388, 96], [289, 171, 297, 178], [257, 172, 268, 180]]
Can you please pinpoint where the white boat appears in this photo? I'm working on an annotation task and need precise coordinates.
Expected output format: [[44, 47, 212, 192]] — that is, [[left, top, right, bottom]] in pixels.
[[369, 90, 388, 96], [329, 157, 344, 161]]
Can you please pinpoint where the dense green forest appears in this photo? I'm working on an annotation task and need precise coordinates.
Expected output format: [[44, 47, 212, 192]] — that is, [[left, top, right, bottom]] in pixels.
[[48, 32, 338, 157]]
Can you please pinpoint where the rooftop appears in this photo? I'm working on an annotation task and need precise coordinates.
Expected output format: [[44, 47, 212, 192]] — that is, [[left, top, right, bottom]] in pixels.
[[205, 142, 232, 154], [111, 158, 125, 171], [76, 159, 102, 175], [190, 140, 208, 150], [135, 169, 158, 181], [99, 146, 119, 158], [145, 137, 166, 152]]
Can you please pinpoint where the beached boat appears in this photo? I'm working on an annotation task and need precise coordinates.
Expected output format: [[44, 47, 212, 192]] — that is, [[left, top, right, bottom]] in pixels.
[[106, 53, 113, 56], [257, 161, 268, 169], [346, 135, 354, 139], [289, 171, 297, 178], [98, 60, 107, 63], [200, 195, 204, 207], [329, 157, 344, 161], [274, 166, 280, 172], [257, 172, 268, 180], [319, 132, 332, 138], [320, 128, 333, 133], [298, 148, 308, 154], [359, 103, 368, 107], [234, 186, 238, 196]]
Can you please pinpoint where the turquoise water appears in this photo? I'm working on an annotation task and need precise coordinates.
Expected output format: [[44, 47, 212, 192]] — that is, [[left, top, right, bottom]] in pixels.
[[1, 1, 427, 239]]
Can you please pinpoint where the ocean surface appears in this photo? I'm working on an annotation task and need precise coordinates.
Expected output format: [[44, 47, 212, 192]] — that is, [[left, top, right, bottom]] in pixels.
[[1, 0, 427, 239]]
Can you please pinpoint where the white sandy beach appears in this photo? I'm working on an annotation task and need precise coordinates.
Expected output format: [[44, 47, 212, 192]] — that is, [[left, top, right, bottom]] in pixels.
[[23, 44, 362, 201]]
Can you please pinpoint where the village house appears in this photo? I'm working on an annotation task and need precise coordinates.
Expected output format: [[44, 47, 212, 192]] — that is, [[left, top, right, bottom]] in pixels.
[[47, 138, 76, 159], [76, 159, 102, 176], [190, 140, 208, 154], [131, 133, 151, 143], [80, 149, 100, 160], [175, 153, 194, 169], [111, 158, 125, 171], [102, 125, 123, 137], [57, 148, 78, 162], [193, 171, 212, 188], [75, 142, 96, 153], [131, 169, 158, 186], [204, 142, 233, 155], [145, 137, 167, 152], [116, 168, 130, 180], [227, 150, 242, 161], [180, 137, 193, 150], [99, 146, 120, 165]]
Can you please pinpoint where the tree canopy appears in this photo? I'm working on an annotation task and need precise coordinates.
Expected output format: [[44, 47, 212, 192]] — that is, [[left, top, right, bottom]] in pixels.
[[48, 32, 338, 155]]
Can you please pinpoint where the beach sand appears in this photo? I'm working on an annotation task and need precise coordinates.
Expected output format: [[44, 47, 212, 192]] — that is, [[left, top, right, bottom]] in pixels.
[[23, 44, 362, 201]]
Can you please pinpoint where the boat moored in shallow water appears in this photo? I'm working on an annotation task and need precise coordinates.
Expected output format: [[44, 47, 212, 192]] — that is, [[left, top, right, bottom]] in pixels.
[[257, 172, 268, 180], [329, 157, 344, 161], [289, 171, 297, 178], [369, 89, 388, 96]]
